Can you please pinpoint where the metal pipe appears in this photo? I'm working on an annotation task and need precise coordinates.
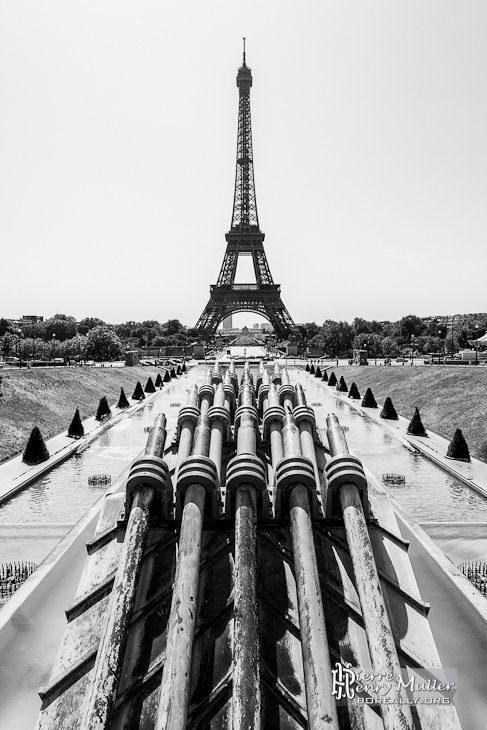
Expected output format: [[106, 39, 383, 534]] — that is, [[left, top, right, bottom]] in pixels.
[[233, 484, 260, 730], [289, 485, 339, 730], [230, 409, 262, 730], [81, 416, 167, 730], [280, 368, 294, 411], [266, 384, 284, 467], [279, 412, 340, 729], [208, 384, 227, 482], [326, 414, 414, 730], [155, 482, 206, 730], [199, 369, 214, 416], [156, 412, 214, 730], [175, 385, 199, 478], [294, 385, 320, 489]]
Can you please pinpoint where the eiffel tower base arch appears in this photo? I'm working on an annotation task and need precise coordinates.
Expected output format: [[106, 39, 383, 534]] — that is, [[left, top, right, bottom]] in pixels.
[[195, 285, 296, 340]]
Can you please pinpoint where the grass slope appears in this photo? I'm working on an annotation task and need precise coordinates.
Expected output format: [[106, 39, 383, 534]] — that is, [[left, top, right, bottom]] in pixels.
[[0, 366, 167, 463], [332, 366, 487, 461]]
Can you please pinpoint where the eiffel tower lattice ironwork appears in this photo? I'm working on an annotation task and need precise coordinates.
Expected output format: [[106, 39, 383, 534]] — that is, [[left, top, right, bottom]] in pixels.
[[195, 43, 297, 339]]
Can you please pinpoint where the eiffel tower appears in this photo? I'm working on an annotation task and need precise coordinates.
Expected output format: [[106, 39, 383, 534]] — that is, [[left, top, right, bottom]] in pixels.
[[195, 42, 296, 339]]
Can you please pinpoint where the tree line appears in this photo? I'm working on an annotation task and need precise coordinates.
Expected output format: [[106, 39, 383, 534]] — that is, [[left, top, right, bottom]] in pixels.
[[298, 315, 487, 358], [0, 313, 485, 361]]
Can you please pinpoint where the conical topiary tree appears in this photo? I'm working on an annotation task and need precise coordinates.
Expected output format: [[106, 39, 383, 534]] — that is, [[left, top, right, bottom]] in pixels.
[[328, 372, 337, 387], [361, 387, 377, 408], [176, 365, 182, 375], [305, 363, 310, 372], [322, 370, 329, 382], [170, 367, 177, 378], [315, 366, 322, 378], [68, 408, 84, 438], [132, 381, 145, 401], [23, 426, 50, 464], [348, 382, 360, 399], [95, 396, 111, 421], [163, 370, 171, 383], [145, 376, 156, 393], [339, 376, 348, 392], [182, 362, 187, 373], [310, 364, 315, 375], [380, 397, 398, 420], [446, 429, 470, 461], [117, 387, 130, 409], [407, 407, 427, 436], [155, 373, 163, 388]]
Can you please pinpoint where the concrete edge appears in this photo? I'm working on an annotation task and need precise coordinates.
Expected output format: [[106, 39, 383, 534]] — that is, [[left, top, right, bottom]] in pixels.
[[391, 498, 487, 626]]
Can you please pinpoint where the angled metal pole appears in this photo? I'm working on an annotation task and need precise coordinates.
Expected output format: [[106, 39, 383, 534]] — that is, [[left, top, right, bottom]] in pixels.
[[227, 383, 265, 730], [156, 412, 217, 730], [80, 415, 168, 730], [326, 413, 414, 730], [277, 413, 340, 730]]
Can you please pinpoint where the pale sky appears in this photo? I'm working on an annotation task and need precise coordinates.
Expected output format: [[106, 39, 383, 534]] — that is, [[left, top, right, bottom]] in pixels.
[[1, 1, 486, 327]]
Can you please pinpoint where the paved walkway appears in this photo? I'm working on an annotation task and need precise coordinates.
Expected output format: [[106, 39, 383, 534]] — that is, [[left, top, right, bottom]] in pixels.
[[0, 389, 162, 505], [310, 372, 487, 499]]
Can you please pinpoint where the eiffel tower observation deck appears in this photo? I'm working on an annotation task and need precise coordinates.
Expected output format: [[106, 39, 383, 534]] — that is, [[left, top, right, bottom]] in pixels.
[[195, 42, 297, 339]]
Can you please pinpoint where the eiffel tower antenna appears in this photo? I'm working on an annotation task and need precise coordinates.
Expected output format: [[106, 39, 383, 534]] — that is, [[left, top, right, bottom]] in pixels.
[[195, 47, 297, 339]]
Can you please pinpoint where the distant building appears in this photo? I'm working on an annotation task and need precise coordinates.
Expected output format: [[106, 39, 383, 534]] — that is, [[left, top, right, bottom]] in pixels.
[[222, 315, 233, 330], [21, 315, 44, 323]]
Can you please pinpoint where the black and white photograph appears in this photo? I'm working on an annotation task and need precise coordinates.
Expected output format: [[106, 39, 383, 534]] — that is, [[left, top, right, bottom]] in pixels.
[[0, 2, 486, 729]]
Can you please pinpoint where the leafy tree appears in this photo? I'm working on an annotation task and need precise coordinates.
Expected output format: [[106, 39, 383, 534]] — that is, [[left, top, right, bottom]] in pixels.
[[155, 373, 163, 387], [339, 376, 348, 392], [44, 314, 78, 342], [352, 317, 371, 335], [145, 377, 156, 393], [0, 318, 13, 336], [61, 334, 89, 360], [353, 333, 382, 357], [328, 372, 337, 387], [399, 315, 424, 341], [86, 327, 123, 361], [321, 320, 354, 357], [1, 332, 19, 357], [162, 319, 184, 336], [380, 336, 399, 358], [78, 317, 105, 335]]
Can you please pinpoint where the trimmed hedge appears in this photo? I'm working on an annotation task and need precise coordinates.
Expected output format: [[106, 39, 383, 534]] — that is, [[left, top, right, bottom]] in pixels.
[[23, 426, 50, 464], [407, 407, 427, 436], [68, 408, 84, 438], [362, 387, 377, 408], [380, 397, 398, 420]]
